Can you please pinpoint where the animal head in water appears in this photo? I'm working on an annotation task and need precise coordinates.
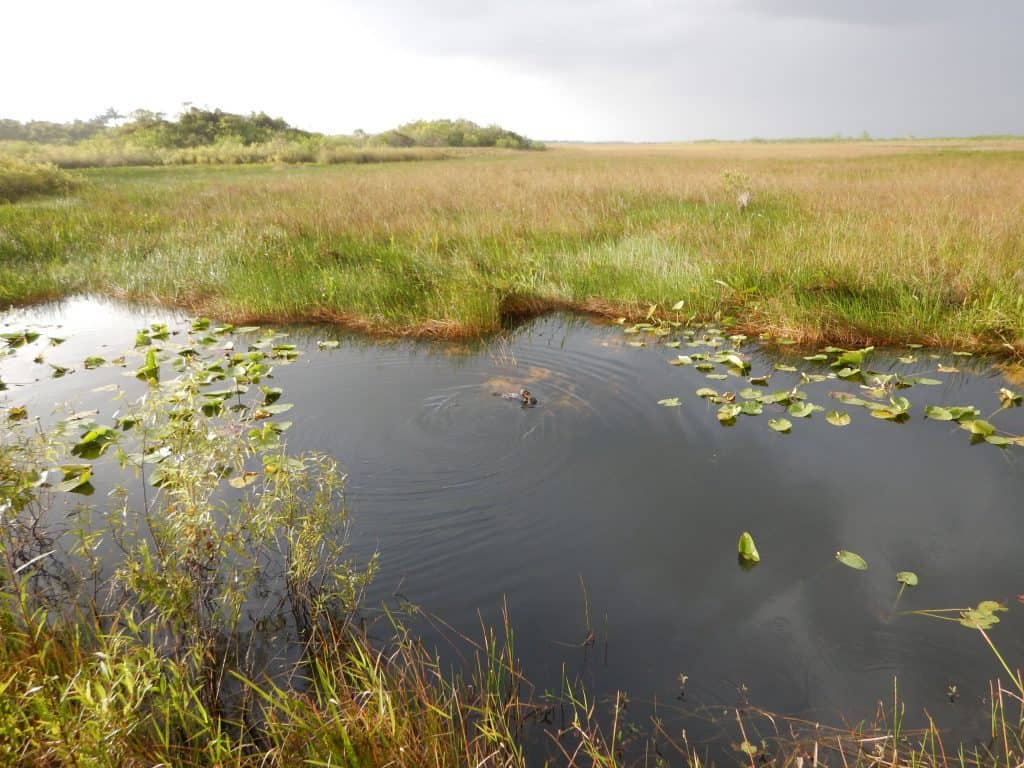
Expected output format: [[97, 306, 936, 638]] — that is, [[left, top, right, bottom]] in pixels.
[[520, 388, 538, 405]]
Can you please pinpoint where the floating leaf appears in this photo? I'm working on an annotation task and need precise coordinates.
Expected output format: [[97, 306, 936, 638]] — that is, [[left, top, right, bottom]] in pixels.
[[897, 355, 917, 364], [0, 331, 40, 347], [705, 373, 728, 380], [71, 426, 116, 459], [56, 464, 93, 494], [831, 347, 874, 369], [937, 364, 960, 373], [907, 376, 942, 386], [896, 571, 918, 587], [803, 354, 828, 362], [657, 397, 682, 407], [984, 435, 1014, 446], [774, 363, 798, 372], [738, 531, 760, 563], [960, 419, 995, 436], [228, 471, 260, 489], [958, 602, 1005, 629], [952, 351, 973, 357], [749, 375, 770, 386], [717, 404, 742, 423], [695, 388, 718, 399], [49, 364, 72, 378], [768, 418, 792, 433], [83, 355, 106, 369], [924, 405, 953, 421], [668, 355, 692, 366], [825, 410, 851, 426], [740, 400, 763, 416], [665, 340, 681, 349], [317, 340, 341, 350], [836, 367, 861, 379], [252, 403, 294, 419], [836, 550, 868, 570], [998, 388, 1022, 408], [7, 406, 27, 422], [787, 402, 815, 418], [135, 348, 160, 385]]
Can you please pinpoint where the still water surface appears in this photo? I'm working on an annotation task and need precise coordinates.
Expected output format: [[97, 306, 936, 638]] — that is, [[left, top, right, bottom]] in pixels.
[[3, 296, 1023, 746]]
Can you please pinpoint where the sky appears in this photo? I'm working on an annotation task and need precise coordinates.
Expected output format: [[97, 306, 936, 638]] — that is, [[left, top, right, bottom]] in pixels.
[[3, 0, 1021, 141]]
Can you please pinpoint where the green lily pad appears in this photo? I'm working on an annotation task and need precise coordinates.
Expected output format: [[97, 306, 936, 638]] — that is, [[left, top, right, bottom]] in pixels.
[[896, 571, 918, 587], [738, 531, 760, 563], [657, 397, 682, 407], [135, 348, 160, 385], [830, 347, 874, 369], [836, 550, 868, 570], [740, 400, 763, 416], [695, 388, 718, 399], [787, 402, 815, 418], [317, 340, 341, 350], [768, 418, 792, 433], [825, 410, 851, 426], [717, 404, 742, 423]]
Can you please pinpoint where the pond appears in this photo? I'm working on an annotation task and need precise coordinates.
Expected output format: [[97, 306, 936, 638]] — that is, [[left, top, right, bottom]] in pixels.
[[3, 296, 1023, 753]]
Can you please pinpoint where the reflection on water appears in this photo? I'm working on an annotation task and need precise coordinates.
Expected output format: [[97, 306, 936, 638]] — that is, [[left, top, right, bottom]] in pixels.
[[3, 296, 1024, 747]]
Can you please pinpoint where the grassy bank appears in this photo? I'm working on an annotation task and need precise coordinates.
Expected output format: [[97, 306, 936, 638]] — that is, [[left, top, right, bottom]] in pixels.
[[1, 140, 1024, 353]]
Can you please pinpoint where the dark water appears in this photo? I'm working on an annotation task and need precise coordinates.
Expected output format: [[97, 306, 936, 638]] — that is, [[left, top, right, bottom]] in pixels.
[[4, 296, 1024, 750]]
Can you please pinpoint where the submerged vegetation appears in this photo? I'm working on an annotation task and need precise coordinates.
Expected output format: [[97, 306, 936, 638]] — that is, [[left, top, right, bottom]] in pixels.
[[1, 140, 1022, 352]]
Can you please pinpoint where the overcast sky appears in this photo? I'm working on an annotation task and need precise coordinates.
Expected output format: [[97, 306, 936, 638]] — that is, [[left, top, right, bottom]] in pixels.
[[3, 1, 1021, 141]]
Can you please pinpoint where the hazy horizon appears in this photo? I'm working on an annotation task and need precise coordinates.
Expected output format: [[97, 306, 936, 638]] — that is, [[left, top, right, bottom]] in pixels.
[[4, 1, 1022, 142]]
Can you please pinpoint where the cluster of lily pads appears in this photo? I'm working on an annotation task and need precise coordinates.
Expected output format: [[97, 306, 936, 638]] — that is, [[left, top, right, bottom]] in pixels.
[[1, 318, 344, 495], [616, 311, 1023, 447]]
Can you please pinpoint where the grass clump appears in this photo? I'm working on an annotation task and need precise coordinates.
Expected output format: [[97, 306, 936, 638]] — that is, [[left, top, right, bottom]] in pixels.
[[0, 157, 78, 202]]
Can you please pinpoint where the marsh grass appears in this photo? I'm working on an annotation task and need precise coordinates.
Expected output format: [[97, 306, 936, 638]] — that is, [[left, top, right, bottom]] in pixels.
[[2, 141, 1023, 352], [0, 157, 79, 203]]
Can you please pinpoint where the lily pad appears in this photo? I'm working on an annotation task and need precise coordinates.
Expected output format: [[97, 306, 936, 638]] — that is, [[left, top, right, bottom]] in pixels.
[[836, 550, 868, 570], [787, 402, 815, 418], [768, 418, 792, 433], [896, 571, 918, 587], [317, 340, 341, 350], [717, 403, 742, 423], [135, 349, 160, 385], [740, 400, 763, 416], [657, 397, 682, 407], [998, 388, 1022, 408], [738, 531, 760, 563], [825, 410, 851, 427]]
